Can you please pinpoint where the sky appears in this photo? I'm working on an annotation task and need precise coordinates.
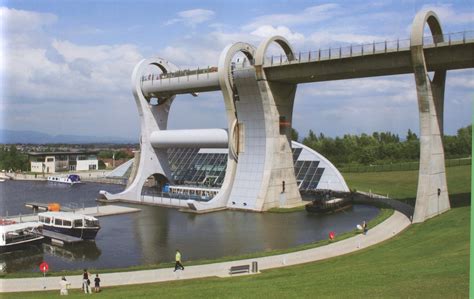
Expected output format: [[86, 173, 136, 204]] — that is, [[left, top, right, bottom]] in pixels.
[[1, 0, 473, 141]]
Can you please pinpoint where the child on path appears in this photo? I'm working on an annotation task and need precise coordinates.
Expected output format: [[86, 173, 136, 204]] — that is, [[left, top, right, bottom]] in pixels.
[[94, 274, 101, 293]]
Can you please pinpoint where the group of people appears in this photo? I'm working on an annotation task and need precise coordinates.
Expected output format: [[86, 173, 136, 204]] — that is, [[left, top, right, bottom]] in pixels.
[[58, 269, 101, 296], [58, 250, 185, 295]]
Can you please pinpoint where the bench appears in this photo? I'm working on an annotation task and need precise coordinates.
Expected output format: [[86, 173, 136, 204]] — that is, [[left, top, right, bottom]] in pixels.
[[229, 264, 250, 275]]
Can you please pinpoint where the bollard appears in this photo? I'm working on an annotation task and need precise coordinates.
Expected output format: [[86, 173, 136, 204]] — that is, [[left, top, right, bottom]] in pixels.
[[252, 261, 258, 273]]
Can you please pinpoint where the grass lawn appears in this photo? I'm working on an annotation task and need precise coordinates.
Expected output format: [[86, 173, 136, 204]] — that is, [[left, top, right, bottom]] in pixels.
[[4, 164, 470, 298], [343, 164, 471, 202]]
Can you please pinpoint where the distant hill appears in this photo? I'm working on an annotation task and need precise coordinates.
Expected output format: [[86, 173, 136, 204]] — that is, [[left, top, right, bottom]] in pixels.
[[0, 129, 137, 144]]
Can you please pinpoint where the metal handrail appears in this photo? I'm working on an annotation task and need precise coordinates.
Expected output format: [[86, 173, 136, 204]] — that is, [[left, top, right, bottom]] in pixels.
[[140, 30, 473, 81]]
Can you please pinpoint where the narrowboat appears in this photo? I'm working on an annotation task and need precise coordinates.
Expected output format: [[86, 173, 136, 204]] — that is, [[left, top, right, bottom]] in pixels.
[[38, 212, 100, 240], [305, 197, 353, 214]]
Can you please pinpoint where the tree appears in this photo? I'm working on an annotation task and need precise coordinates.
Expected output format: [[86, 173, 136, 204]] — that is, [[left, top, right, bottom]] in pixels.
[[290, 128, 299, 142], [406, 129, 418, 142]]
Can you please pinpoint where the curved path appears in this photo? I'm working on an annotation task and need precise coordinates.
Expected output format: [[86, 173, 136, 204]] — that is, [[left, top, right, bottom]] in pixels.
[[0, 198, 412, 293]]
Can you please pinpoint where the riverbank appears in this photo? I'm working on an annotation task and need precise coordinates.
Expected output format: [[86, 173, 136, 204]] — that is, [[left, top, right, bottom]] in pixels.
[[0, 170, 125, 185], [0, 195, 408, 292]]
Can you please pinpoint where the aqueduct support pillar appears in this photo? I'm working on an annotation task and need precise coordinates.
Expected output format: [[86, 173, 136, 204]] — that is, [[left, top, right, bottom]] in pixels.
[[410, 10, 450, 223]]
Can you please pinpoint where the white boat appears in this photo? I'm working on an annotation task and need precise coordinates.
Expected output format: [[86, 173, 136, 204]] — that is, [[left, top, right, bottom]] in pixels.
[[0, 220, 44, 253], [38, 212, 100, 241], [47, 174, 82, 185]]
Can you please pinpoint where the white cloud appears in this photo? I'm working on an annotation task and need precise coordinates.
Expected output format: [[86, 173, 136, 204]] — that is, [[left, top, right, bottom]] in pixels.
[[250, 25, 305, 43], [447, 72, 474, 89], [1, 7, 57, 33], [165, 9, 215, 27], [243, 4, 340, 30], [2, 7, 145, 137]]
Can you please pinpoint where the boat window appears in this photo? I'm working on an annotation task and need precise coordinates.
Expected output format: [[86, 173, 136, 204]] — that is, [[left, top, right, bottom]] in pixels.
[[55, 218, 62, 226], [74, 219, 83, 227], [85, 219, 99, 227], [63, 220, 72, 227], [40, 216, 51, 224]]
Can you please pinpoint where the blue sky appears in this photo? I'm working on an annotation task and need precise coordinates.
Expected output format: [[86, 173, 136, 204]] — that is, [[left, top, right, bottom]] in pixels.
[[1, 0, 473, 140]]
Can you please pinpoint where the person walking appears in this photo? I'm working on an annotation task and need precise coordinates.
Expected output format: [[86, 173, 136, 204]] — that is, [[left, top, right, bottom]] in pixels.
[[82, 269, 91, 294], [362, 221, 368, 235], [59, 276, 71, 296], [174, 249, 184, 271], [94, 274, 101, 293]]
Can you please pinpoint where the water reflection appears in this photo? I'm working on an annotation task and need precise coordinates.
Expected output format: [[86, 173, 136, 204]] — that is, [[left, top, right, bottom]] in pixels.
[[0, 245, 44, 273], [43, 242, 101, 262]]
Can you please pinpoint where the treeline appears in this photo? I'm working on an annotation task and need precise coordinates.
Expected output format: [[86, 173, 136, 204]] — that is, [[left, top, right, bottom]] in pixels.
[[0, 145, 29, 171], [300, 125, 471, 166]]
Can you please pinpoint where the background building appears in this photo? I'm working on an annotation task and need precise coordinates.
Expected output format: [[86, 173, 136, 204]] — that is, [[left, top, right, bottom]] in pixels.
[[29, 151, 99, 173]]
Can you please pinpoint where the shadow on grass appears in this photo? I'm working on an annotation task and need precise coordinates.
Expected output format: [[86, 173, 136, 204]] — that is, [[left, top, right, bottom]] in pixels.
[[395, 192, 471, 209]]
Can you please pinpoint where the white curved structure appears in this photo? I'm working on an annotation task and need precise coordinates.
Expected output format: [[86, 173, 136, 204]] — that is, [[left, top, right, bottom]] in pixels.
[[101, 57, 179, 202], [410, 10, 450, 222], [101, 9, 459, 220]]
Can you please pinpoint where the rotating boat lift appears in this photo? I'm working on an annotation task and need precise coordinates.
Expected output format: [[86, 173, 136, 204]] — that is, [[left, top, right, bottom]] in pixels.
[[100, 10, 474, 221]]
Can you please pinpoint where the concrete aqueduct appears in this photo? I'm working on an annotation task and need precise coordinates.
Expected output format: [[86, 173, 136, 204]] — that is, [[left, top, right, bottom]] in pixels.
[[101, 10, 474, 223]]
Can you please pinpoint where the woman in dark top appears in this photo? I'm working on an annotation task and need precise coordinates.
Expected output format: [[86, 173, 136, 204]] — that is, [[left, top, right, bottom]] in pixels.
[[82, 269, 91, 294]]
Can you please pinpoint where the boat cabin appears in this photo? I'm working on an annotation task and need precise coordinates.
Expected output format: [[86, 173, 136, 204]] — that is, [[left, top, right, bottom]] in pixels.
[[38, 212, 99, 229], [0, 221, 42, 247]]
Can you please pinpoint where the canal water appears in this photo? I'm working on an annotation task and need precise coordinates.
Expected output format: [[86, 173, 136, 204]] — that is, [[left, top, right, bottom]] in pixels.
[[0, 180, 379, 273]]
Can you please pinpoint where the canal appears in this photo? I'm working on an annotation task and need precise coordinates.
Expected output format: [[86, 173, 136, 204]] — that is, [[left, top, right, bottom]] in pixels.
[[0, 180, 379, 273]]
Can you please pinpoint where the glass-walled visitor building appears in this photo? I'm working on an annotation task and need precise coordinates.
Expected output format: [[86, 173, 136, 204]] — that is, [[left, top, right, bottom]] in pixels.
[[166, 141, 349, 192], [110, 141, 349, 195]]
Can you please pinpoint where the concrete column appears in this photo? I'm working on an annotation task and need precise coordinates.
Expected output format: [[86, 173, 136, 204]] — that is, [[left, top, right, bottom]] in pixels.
[[187, 43, 257, 211], [410, 10, 450, 223], [101, 58, 178, 202], [250, 36, 302, 210]]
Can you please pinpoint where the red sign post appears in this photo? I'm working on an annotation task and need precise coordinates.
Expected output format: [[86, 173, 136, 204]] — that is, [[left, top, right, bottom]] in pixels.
[[39, 262, 49, 289], [329, 231, 335, 240], [39, 262, 49, 273]]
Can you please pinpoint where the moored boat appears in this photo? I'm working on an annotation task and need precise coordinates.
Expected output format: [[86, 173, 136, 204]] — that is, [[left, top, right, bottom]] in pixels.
[[38, 212, 100, 241], [0, 220, 44, 253], [47, 174, 82, 185], [305, 196, 353, 214]]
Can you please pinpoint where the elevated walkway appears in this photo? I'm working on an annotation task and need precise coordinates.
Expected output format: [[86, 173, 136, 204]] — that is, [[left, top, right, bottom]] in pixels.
[[142, 30, 474, 97]]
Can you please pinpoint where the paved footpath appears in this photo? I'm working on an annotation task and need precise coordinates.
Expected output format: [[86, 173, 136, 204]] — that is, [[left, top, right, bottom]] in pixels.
[[0, 205, 411, 293]]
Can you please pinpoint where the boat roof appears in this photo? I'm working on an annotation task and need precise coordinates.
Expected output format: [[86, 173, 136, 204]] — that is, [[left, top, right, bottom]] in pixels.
[[0, 221, 41, 234], [38, 211, 98, 221]]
